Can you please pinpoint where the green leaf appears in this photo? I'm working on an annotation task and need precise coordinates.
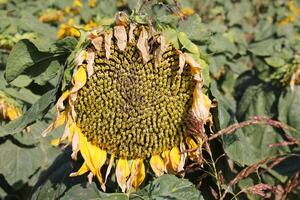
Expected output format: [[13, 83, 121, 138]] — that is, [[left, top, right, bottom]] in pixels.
[[178, 15, 210, 43], [137, 175, 203, 200], [265, 56, 285, 68], [177, 32, 199, 54], [224, 84, 288, 165], [0, 89, 57, 136], [9, 75, 32, 87], [208, 34, 237, 55], [5, 39, 54, 82], [0, 121, 61, 190], [248, 39, 274, 56], [278, 86, 300, 140]]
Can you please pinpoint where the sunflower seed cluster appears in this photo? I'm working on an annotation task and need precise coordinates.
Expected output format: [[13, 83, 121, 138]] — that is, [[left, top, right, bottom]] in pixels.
[[74, 27, 195, 159]]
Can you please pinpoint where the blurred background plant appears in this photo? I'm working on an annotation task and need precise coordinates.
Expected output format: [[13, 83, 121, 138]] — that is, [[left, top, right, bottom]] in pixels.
[[0, 0, 299, 199]]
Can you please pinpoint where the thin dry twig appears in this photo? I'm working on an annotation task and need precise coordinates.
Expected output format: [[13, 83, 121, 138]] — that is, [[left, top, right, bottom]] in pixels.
[[208, 116, 299, 142]]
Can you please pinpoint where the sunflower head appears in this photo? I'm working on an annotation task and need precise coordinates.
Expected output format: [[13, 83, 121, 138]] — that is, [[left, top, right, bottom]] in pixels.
[[44, 12, 213, 192]]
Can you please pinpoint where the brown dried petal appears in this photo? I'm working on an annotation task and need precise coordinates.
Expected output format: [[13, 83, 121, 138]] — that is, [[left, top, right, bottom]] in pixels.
[[184, 53, 201, 75], [178, 50, 185, 74], [154, 35, 167, 67], [137, 27, 150, 64], [104, 31, 113, 59], [86, 49, 95, 78], [91, 36, 103, 51], [128, 23, 136, 44], [114, 25, 127, 51]]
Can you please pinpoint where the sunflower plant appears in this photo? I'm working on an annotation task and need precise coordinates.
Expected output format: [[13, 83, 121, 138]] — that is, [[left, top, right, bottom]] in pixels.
[[1, 1, 300, 200]]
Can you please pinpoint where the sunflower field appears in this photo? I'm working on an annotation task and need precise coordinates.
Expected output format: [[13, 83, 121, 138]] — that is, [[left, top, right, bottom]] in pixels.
[[0, 0, 299, 199]]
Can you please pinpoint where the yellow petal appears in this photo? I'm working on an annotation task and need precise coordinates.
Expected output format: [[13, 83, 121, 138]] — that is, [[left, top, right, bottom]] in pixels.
[[116, 158, 130, 192], [170, 147, 181, 172], [129, 158, 145, 189], [104, 31, 113, 59], [70, 66, 87, 93], [78, 130, 107, 189], [114, 25, 127, 51], [150, 155, 166, 177], [6, 107, 20, 120], [70, 162, 89, 177], [137, 26, 150, 64], [50, 138, 61, 146]]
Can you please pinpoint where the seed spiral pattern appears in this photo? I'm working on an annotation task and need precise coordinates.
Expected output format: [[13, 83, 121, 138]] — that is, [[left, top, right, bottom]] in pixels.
[[74, 27, 195, 159]]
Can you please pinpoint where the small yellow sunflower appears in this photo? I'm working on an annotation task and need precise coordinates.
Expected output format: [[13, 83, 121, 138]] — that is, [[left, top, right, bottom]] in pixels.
[[0, 91, 22, 121], [279, 1, 300, 26], [57, 19, 81, 39], [44, 12, 212, 192]]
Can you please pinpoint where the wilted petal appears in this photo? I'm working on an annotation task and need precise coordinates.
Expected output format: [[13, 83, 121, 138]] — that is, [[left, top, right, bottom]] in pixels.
[[178, 50, 186, 74], [162, 150, 170, 170], [71, 131, 79, 160], [116, 159, 130, 192], [56, 90, 70, 112], [74, 50, 87, 66], [186, 136, 201, 161], [128, 23, 136, 43], [104, 31, 113, 59], [137, 27, 150, 63], [91, 36, 103, 51], [42, 111, 66, 137], [86, 49, 95, 78], [178, 143, 187, 172], [105, 153, 115, 184], [114, 25, 127, 51], [154, 35, 167, 67], [192, 82, 212, 123], [150, 155, 166, 176], [184, 53, 201, 75], [115, 12, 129, 26]]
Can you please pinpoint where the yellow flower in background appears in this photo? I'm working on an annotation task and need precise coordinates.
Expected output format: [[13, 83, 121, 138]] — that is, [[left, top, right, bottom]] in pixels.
[[39, 9, 64, 24], [57, 19, 80, 39], [83, 20, 97, 31], [279, 1, 300, 26], [73, 0, 82, 8], [88, 0, 97, 8], [0, 91, 22, 121], [44, 12, 212, 192]]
